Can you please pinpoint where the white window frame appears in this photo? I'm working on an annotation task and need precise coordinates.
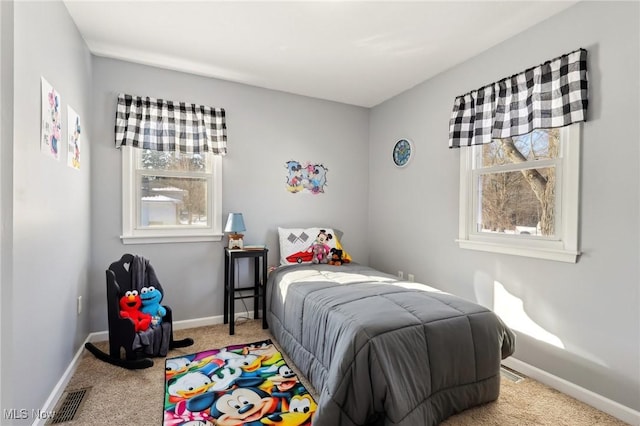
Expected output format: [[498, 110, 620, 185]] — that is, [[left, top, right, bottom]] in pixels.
[[457, 124, 581, 263], [121, 146, 223, 244]]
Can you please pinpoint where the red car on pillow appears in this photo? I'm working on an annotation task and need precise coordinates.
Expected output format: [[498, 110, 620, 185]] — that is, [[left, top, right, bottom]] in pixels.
[[286, 250, 314, 264]]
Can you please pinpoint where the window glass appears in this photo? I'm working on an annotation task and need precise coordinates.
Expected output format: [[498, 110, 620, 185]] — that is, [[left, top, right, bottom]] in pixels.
[[139, 176, 208, 227], [478, 129, 560, 167], [137, 149, 211, 228], [140, 149, 209, 172], [476, 167, 556, 236]]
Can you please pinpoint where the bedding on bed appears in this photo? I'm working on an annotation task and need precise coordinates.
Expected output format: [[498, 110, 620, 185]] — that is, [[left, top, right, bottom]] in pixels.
[[266, 263, 515, 426]]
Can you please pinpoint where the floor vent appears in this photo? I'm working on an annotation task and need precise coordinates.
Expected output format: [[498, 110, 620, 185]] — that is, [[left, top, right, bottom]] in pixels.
[[47, 387, 90, 424], [500, 365, 525, 384]]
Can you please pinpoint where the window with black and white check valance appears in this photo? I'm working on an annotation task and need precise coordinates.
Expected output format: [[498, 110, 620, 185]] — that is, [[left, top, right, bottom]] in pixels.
[[115, 94, 227, 155], [449, 48, 588, 148]]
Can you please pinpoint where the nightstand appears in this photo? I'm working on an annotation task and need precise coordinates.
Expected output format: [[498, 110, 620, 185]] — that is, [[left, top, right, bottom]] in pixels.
[[223, 247, 268, 335]]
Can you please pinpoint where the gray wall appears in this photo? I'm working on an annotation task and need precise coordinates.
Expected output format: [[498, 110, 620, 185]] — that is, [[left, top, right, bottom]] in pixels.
[[90, 57, 370, 331], [4, 1, 93, 422], [0, 0, 15, 417], [368, 1, 639, 411]]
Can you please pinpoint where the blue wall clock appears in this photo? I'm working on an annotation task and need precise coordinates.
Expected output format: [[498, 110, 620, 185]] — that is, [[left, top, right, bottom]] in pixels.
[[392, 138, 413, 168]]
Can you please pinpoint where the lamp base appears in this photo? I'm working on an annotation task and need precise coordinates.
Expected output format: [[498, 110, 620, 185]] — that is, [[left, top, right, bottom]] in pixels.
[[228, 234, 244, 250]]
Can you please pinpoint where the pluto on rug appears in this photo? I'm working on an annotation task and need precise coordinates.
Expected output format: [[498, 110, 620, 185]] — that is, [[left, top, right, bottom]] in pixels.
[[163, 339, 317, 426]]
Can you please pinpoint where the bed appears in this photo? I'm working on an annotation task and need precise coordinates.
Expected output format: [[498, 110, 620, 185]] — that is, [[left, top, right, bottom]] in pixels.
[[266, 261, 515, 426]]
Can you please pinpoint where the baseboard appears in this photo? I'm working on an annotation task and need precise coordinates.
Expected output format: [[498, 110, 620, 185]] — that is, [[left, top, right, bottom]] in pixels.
[[502, 357, 640, 425], [32, 337, 88, 426], [35, 311, 253, 426]]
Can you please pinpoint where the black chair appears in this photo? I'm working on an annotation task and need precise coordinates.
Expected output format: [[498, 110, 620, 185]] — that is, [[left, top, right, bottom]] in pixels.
[[85, 253, 193, 369]]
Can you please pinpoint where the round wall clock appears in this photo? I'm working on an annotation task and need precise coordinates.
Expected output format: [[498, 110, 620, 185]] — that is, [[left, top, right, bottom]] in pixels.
[[392, 138, 413, 167]]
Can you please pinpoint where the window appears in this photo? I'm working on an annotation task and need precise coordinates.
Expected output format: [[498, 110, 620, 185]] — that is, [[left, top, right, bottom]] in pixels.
[[121, 146, 222, 244], [457, 124, 581, 262]]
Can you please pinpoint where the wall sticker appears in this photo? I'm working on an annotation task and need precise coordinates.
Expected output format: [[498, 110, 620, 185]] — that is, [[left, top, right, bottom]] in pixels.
[[285, 160, 328, 194], [67, 106, 81, 170], [41, 77, 62, 161]]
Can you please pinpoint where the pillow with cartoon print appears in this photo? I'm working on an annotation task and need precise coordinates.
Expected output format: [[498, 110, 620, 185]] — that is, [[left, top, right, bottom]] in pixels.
[[278, 227, 352, 265]]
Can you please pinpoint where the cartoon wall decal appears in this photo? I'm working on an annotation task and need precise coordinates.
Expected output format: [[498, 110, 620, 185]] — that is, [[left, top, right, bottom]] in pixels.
[[41, 77, 62, 160], [285, 160, 328, 194], [67, 106, 81, 169]]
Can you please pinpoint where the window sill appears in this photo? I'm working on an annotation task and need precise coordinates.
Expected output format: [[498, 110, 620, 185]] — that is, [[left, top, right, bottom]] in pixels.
[[121, 233, 223, 245], [456, 239, 580, 263]]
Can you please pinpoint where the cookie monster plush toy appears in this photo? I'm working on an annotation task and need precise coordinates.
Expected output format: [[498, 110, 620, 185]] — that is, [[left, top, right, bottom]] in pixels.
[[140, 286, 167, 327]]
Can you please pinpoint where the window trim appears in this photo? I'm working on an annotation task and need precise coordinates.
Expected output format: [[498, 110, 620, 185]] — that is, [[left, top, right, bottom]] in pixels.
[[121, 146, 223, 244], [456, 124, 581, 263]]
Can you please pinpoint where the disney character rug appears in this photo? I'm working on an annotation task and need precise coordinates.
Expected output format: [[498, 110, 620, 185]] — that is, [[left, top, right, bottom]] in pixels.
[[163, 339, 317, 426]]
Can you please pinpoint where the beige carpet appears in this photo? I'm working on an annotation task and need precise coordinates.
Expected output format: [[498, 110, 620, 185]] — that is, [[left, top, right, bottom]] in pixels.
[[59, 320, 628, 426]]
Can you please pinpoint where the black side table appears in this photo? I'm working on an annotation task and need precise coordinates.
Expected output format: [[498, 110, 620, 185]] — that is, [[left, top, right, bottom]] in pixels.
[[224, 247, 268, 335]]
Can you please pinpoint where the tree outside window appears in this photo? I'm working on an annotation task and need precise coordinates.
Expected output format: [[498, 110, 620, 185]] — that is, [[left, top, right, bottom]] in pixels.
[[476, 129, 559, 238]]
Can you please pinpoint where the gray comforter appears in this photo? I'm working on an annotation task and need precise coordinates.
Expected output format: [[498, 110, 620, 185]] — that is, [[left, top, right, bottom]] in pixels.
[[266, 263, 515, 426]]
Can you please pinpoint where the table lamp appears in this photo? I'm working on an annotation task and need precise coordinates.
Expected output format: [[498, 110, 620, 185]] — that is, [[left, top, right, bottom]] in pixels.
[[224, 213, 246, 249]]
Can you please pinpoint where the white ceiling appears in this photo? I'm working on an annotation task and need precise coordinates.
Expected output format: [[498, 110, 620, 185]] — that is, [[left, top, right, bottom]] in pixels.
[[63, 1, 578, 107]]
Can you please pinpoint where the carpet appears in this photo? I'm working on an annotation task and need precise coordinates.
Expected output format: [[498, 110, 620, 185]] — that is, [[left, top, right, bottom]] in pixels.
[[163, 339, 317, 426], [62, 321, 629, 425]]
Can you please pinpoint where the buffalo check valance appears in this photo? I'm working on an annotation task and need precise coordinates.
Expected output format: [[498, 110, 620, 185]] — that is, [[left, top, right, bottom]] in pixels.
[[449, 48, 588, 148], [115, 94, 227, 155]]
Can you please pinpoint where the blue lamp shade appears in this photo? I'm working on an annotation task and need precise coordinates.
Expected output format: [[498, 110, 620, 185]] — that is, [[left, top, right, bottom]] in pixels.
[[224, 213, 246, 234]]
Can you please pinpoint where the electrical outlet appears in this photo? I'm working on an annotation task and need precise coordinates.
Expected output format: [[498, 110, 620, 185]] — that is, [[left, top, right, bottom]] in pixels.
[[77, 296, 82, 315], [398, 271, 404, 279], [408, 274, 415, 282]]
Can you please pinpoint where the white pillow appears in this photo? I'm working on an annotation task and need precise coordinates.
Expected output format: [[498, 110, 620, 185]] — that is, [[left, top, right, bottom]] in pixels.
[[278, 227, 338, 265]]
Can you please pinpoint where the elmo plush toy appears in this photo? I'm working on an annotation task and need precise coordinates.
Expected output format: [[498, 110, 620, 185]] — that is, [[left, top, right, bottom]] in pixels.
[[119, 290, 152, 332]]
